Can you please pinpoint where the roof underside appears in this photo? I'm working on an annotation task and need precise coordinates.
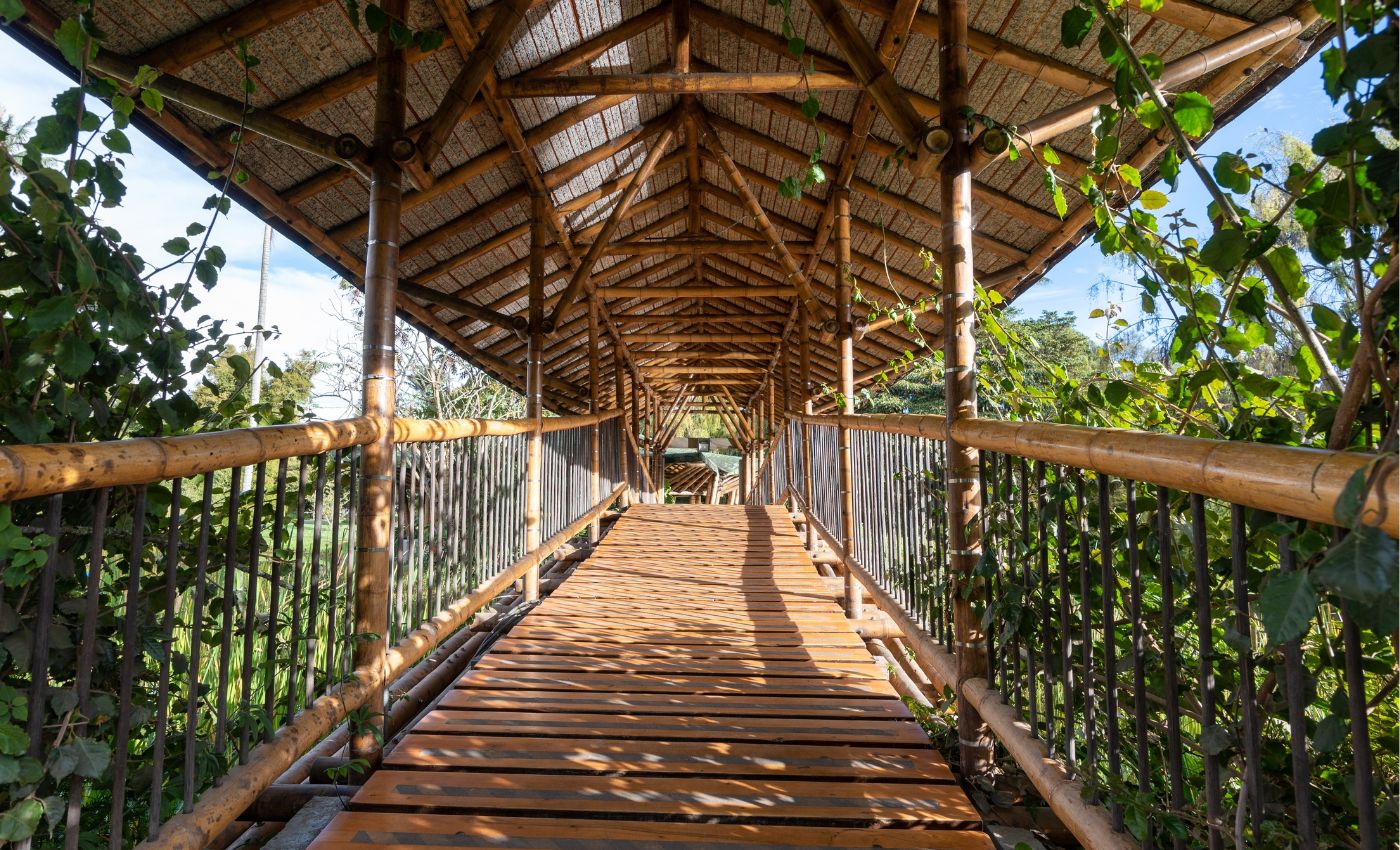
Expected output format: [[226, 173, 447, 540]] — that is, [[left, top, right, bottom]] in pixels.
[[17, 0, 1320, 414]]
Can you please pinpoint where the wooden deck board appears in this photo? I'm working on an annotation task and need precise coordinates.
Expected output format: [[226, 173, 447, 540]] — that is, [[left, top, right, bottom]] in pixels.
[[310, 504, 981, 849]]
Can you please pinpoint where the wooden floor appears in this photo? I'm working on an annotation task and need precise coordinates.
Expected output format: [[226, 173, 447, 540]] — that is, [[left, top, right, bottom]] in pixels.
[[308, 504, 989, 849]]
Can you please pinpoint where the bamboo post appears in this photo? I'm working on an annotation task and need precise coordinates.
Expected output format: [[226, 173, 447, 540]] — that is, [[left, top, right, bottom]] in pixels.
[[614, 357, 631, 506], [782, 342, 796, 507], [350, 0, 407, 769], [835, 186, 861, 620], [940, 0, 994, 777], [588, 300, 603, 543], [522, 192, 548, 602], [799, 303, 817, 551]]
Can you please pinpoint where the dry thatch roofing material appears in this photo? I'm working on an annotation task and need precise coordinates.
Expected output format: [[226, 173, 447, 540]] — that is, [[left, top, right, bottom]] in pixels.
[[12, 0, 1322, 414]]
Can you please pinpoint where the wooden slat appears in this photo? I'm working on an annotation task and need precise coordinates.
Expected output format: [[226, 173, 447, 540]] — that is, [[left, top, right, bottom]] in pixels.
[[350, 771, 980, 825], [315, 505, 979, 848], [310, 814, 994, 849], [386, 734, 956, 780], [411, 710, 935, 745]]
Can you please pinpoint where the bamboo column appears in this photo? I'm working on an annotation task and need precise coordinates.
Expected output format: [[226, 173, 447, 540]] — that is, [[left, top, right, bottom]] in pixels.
[[835, 186, 861, 620], [587, 300, 603, 543], [940, 0, 994, 776], [351, 0, 407, 768], [782, 343, 796, 506], [615, 356, 631, 506], [522, 192, 548, 603], [799, 303, 816, 551]]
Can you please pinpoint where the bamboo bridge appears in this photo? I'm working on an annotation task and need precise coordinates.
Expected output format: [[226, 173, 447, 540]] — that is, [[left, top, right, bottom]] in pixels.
[[0, 0, 1394, 849]]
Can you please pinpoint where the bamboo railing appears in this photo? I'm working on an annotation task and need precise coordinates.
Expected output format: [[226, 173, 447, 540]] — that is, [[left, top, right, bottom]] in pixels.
[[750, 412, 1395, 850], [0, 410, 628, 850]]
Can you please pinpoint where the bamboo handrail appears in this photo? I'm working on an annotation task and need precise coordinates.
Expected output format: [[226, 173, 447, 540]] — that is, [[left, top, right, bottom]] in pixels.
[[0, 417, 383, 502], [393, 410, 624, 442], [0, 411, 627, 502], [798, 413, 1398, 536], [133, 482, 625, 850]]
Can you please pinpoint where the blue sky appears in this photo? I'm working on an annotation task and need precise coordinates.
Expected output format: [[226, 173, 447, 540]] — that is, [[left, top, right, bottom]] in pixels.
[[0, 27, 1334, 391]]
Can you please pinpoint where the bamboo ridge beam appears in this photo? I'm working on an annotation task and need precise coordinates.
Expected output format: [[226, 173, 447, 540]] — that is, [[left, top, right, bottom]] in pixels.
[[626, 333, 781, 343], [134, 0, 331, 72], [599, 239, 817, 255], [597, 285, 794, 299], [498, 71, 862, 96]]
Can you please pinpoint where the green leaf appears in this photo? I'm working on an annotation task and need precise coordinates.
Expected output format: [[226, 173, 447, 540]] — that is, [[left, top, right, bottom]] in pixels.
[[801, 94, 821, 120], [140, 87, 165, 112], [1264, 246, 1306, 300], [1160, 147, 1180, 188], [786, 36, 804, 58], [777, 176, 801, 199], [1140, 52, 1163, 78], [0, 725, 27, 756], [1041, 145, 1061, 165], [1258, 570, 1317, 646], [1060, 6, 1094, 49], [1171, 91, 1214, 138], [1212, 151, 1249, 193], [49, 738, 110, 781], [0, 799, 43, 842], [101, 128, 131, 154], [0, 0, 26, 24], [1139, 189, 1168, 210], [27, 296, 77, 333], [1313, 715, 1346, 752], [1199, 724, 1232, 756], [1134, 99, 1163, 130], [1198, 228, 1247, 275], [55, 336, 94, 377], [1117, 164, 1141, 188], [364, 2, 388, 32], [1312, 526, 1397, 604], [162, 236, 191, 255], [54, 18, 91, 69]]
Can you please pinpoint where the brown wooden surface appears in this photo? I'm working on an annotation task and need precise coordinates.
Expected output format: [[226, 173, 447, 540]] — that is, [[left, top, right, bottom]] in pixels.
[[310, 504, 982, 848]]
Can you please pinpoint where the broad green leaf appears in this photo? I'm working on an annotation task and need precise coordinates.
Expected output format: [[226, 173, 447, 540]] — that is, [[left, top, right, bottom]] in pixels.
[[140, 87, 164, 112], [1060, 6, 1094, 48], [1313, 526, 1396, 604], [1258, 570, 1317, 646], [54, 18, 91, 69], [1135, 99, 1163, 130], [0, 725, 26, 757], [48, 738, 109, 781], [162, 236, 191, 255], [0, 799, 42, 842], [787, 36, 804, 58], [55, 336, 94, 377], [1199, 724, 1232, 756], [1264, 246, 1307, 300], [26, 296, 77, 333], [1198, 228, 1247, 275], [364, 2, 388, 32], [0, 0, 24, 24], [1160, 146, 1180, 188], [1172, 91, 1214, 138], [801, 94, 821, 120], [1117, 164, 1141, 188], [1139, 189, 1168, 210]]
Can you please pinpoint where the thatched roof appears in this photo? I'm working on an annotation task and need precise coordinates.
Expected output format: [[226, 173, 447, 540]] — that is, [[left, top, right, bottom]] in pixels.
[[11, 0, 1322, 413]]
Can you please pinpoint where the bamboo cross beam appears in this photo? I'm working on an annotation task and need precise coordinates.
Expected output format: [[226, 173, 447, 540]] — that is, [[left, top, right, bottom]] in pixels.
[[972, 0, 1319, 169], [499, 70, 862, 96], [417, 0, 534, 168], [642, 366, 768, 375], [691, 108, 832, 321], [398, 281, 528, 333], [801, 0, 938, 176], [134, 0, 332, 72]]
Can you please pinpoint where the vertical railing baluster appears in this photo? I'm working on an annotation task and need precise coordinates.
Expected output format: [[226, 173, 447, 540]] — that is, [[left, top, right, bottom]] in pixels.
[[150, 479, 183, 834], [110, 485, 147, 850], [1157, 486, 1185, 850], [1191, 494, 1223, 850]]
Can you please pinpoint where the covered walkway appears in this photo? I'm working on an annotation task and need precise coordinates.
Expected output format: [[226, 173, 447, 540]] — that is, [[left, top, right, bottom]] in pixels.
[[309, 504, 987, 849]]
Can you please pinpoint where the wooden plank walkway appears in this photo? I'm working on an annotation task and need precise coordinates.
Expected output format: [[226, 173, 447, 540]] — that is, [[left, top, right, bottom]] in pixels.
[[308, 504, 988, 849]]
